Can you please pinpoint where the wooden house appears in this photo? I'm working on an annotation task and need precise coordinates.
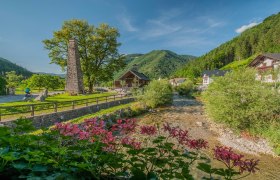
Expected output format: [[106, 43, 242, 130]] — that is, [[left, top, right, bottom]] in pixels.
[[202, 70, 228, 86], [248, 53, 280, 82], [169, 78, 186, 86], [114, 69, 150, 88]]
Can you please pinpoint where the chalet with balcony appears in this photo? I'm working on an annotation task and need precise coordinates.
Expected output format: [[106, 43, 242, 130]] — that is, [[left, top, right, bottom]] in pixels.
[[248, 53, 280, 82]]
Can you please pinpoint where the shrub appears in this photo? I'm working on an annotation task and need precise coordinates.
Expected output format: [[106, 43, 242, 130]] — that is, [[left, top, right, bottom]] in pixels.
[[202, 68, 280, 152], [175, 80, 194, 96], [140, 79, 173, 108]]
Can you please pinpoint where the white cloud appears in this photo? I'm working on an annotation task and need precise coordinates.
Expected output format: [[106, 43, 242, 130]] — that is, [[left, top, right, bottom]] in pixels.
[[141, 8, 184, 39], [236, 22, 260, 33], [118, 15, 138, 32]]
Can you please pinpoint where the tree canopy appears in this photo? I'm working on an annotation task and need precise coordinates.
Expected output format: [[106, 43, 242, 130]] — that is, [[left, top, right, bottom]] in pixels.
[[27, 74, 65, 90], [5, 71, 23, 89], [43, 19, 125, 92]]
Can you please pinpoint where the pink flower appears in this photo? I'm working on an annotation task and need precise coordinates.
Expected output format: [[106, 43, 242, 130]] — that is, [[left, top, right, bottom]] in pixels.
[[187, 139, 208, 150], [112, 119, 137, 134], [121, 136, 141, 150], [213, 146, 259, 174], [78, 131, 89, 140], [239, 159, 260, 173], [140, 125, 157, 135], [102, 144, 116, 153]]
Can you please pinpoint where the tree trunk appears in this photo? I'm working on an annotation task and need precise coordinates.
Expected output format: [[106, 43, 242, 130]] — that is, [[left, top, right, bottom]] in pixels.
[[88, 81, 93, 94]]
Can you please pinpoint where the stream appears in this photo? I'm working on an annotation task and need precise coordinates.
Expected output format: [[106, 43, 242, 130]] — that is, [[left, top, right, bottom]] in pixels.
[[137, 95, 280, 180]]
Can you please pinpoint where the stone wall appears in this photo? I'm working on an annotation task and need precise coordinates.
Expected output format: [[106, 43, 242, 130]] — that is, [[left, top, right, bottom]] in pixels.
[[1, 98, 134, 129]]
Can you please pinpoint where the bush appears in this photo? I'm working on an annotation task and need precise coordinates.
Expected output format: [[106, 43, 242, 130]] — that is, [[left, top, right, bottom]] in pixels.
[[175, 80, 194, 96], [140, 80, 173, 108], [202, 68, 280, 153]]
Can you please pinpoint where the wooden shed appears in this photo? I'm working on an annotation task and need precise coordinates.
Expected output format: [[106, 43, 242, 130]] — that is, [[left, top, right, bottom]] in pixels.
[[114, 70, 150, 88]]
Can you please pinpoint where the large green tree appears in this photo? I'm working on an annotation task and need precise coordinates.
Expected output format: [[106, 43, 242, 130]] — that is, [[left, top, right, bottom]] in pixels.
[[43, 19, 125, 92]]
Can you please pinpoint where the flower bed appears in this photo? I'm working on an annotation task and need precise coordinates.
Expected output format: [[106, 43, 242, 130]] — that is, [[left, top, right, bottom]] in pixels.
[[0, 117, 259, 179]]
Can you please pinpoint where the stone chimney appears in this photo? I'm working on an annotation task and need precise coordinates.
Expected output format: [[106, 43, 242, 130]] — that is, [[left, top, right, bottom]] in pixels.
[[65, 39, 84, 95]]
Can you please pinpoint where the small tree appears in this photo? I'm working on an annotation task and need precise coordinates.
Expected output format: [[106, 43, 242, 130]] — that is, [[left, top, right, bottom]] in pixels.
[[141, 79, 173, 108], [5, 71, 23, 94], [175, 80, 194, 96]]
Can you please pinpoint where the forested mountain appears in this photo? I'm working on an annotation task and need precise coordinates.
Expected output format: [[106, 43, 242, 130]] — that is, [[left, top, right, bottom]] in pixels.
[[175, 12, 280, 78], [0, 57, 32, 77], [115, 50, 196, 79]]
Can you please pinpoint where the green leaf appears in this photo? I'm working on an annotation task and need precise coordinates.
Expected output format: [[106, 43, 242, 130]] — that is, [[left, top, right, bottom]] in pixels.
[[1, 152, 20, 161], [131, 168, 146, 180], [197, 163, 212, 174], [147, 172, 158, 180], [182, 165, 194, 180], [31, 164, 48, 172], [12, 161, 28, 170]]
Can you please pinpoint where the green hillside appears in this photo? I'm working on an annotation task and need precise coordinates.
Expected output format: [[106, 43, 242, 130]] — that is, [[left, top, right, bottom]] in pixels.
[[175, 12, 280, 78], [0, 57, 32, 77], [115, 50, 196, 79]]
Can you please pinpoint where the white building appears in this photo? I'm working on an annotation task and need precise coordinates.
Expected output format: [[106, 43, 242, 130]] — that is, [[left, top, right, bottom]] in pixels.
[[249, 53, 280, 83], [202, 70, 229, 86]]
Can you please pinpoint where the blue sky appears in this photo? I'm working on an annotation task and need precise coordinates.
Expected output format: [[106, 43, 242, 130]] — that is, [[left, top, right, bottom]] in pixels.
[[0, 0, 280, 73]]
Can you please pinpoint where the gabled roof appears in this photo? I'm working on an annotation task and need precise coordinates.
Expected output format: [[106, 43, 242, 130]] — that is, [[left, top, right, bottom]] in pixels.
[[118, 70, 150, 81], [170, 78, 186, 83], [249, 53, 280, 67], [202, 70, 229, 77]]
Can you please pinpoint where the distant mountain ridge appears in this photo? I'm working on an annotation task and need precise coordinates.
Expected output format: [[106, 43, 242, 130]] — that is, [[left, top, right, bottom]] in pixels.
[[116, 50, 196, 79], [175, 12, 280, 78], [35, 72, 66, 78], [0, 57, 32, 77]]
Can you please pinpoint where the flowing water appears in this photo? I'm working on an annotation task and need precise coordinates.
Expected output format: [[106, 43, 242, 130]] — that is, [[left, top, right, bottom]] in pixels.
[[138, 96, 280, 180]]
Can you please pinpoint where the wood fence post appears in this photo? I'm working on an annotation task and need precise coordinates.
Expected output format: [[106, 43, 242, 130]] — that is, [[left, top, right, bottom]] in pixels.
[[72, 101, 75, 110], [30, 105, 34, 117], [114, 95, 116, 101], [0, 108, 2, 121], [96, 98, 99, 105], [86, 99, 88, 107], [106, 96, 108, 103], [54, 103, 57, 113]]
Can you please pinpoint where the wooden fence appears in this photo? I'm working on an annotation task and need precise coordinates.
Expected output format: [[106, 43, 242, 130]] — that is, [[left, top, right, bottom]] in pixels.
[[0, 94, 130, 121]]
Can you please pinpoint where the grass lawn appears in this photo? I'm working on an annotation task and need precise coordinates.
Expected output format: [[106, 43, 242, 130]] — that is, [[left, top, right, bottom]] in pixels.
[[0, 92, 119, 121], [0, 92, 116, 106], [45, 92, 116, 102]]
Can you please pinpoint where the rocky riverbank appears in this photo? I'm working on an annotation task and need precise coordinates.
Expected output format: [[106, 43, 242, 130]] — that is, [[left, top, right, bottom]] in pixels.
[[138, 95, 280, 179]]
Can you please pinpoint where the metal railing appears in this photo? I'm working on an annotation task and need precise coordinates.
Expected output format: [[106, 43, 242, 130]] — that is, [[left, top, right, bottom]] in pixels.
[[0, 94, 131, 121]]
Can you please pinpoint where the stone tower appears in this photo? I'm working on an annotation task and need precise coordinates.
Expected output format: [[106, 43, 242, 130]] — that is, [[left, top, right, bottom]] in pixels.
[[65, 39, 84, 94]]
